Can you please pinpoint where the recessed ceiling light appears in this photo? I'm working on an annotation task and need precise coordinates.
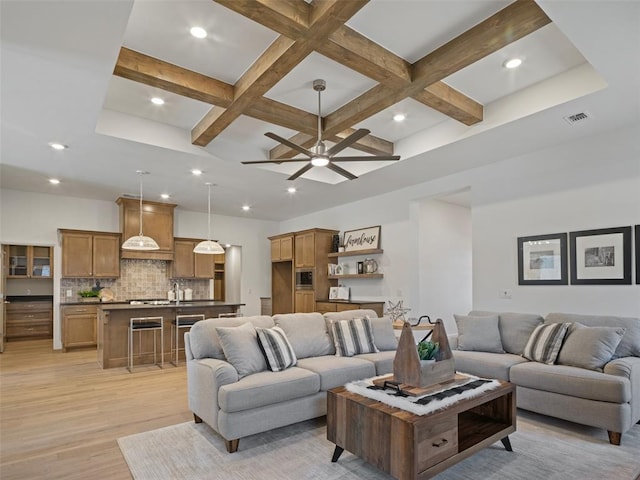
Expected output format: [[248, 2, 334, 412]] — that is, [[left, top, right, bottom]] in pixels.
[[242, 205, 250, 211], [393, 113, 406, 122], [191, 169, 203, 176], [503, 58, 522, 69], [151, 97, 165, 105], [287, 187, 297, 194], [160, 193, 170, 199], [49, 142, 67, 150], [49, 178, 60, 185], [190, 26, 207, 39]]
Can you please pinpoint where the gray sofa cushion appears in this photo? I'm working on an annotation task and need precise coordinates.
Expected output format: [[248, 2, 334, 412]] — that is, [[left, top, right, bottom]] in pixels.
[[452, 351, 528, 381], [296, 356, 375, 391], [324, 310, 397, 351], [218, 367, 320, 413], [188, 315, 275, 360], [470, 310, 543, 355], [274, 313, 335, 358], [216, 322, 267, 378], [510, 362, 631, 404], [557, 322, 626, 371], [545, 312, 640, 358], [355, 350, 396, 376], [454, 314, 504, 353]]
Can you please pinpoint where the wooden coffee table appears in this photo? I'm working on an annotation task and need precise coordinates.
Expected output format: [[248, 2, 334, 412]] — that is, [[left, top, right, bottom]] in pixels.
[[327, 380, 516, 480]]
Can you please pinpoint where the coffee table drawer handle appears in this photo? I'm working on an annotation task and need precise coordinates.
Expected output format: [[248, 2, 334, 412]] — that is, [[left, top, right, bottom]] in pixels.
[[432, 438, 448, 447]]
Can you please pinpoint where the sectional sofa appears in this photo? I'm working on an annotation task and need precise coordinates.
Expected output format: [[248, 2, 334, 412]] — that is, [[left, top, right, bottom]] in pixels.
[[184, 309, 395, 452], [451, 311, 640, 445]]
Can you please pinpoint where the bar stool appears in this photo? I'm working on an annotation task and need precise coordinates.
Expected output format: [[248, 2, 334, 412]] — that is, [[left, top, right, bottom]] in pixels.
[[218, 312, 242, 318], [128, 316, 164, 373], [171, 314, 204, 366]]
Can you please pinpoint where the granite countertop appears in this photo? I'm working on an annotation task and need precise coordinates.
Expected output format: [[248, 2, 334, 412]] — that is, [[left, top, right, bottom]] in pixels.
[[97, 301, 244, 310], [7, 295, 54, 302]]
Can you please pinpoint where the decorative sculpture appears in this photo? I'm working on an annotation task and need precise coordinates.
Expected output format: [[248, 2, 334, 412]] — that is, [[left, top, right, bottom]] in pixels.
[[385, 300, 411, 323]]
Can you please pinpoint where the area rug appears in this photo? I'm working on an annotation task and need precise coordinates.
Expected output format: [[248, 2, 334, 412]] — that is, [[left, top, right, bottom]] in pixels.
[[118, 412, 640, 480]]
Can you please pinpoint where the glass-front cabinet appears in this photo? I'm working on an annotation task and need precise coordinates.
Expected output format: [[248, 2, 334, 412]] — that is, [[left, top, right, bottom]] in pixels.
[[4, 245, 53, 279]]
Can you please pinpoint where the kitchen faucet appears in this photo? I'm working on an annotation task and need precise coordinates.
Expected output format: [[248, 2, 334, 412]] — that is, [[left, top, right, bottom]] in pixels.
[[174, 282, 180, 305]]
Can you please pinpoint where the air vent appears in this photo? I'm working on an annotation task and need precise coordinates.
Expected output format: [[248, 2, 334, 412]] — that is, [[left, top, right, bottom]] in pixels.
[[563, 112, 591, 125], [121, 193, 141, 199]]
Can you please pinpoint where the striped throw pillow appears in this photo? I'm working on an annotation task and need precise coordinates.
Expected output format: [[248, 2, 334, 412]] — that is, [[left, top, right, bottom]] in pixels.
[[522, 323, 570, 364], [256, 326, 297, 372], [332, 317, 379, 357]]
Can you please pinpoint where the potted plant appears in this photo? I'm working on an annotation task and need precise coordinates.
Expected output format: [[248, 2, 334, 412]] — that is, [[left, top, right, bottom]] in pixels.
[[78, 290, 100, 302], [417, 340, 440, 363]]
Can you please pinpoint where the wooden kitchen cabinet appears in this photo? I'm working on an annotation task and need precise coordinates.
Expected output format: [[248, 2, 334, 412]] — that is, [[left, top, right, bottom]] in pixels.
[[294, 231, 315, 268], [61, 304, 97, 351], [117, 197, 176, 261], [59, 230, 120, 278], [172, 238, 225, 281], [4, 245, 53, 279], [6, 300, 53, 340], [295, 290, 316, 313], [270, 234, 293, 262]]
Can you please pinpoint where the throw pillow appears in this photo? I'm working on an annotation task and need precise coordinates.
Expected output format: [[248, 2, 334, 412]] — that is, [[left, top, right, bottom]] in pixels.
[[368, 316, 398, 351], [256, 326, 297, 372], [522, 322, 570, 364], [274, 313, 335, 358], [454, 314, 504, 353], [215, 322, 267, 378], [557, 322, 626, 371], [332, 317, 379, 357]]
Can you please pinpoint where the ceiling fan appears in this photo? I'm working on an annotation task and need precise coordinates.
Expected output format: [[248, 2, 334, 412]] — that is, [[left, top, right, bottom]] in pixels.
[[242, 79, 400, 181]]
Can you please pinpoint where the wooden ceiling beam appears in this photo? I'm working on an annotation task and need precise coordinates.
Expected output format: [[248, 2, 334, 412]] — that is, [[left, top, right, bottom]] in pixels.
[[191, 0, 368, 146], [113, 47, 391, 156], [213, 0, 309, 38], [324, 0, 550, 136]]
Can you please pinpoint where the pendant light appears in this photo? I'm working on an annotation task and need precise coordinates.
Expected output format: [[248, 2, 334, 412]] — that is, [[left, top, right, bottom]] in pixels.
[[193, 182, 224, 254], [122, 171, 160, 251]]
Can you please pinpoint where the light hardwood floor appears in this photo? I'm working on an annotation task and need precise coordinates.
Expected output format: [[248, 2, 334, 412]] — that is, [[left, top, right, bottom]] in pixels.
[[0, 339, 192, 479]]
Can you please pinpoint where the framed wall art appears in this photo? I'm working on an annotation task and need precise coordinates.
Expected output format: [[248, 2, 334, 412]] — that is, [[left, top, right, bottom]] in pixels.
[[342, 225, 381, 252], [517, 233, 568, 285], [570, 226, 632, 285], [633, 225, 640, 285]]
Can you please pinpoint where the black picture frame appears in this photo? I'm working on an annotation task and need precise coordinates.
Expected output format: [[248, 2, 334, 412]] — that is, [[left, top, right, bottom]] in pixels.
[[518, 233, 568, 285], [569, 226, 632, 285], [633, 225, 640, 285]]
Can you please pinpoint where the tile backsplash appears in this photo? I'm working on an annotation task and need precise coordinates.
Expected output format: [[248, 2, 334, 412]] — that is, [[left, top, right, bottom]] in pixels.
[[60, 259, 210, 302]]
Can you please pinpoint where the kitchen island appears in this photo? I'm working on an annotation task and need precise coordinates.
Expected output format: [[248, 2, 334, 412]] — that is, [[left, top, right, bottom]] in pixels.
[[97, 301, 243, 369]]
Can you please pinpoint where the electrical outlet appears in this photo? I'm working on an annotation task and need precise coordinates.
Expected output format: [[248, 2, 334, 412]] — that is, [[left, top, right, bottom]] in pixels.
[[499, 289, 512, 299], [66, 289, 72, 297]]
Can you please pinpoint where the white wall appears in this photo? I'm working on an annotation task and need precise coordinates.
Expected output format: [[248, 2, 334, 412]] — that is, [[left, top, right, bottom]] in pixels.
[[0, 189, 278, 349], [279, 125, 640, 326]]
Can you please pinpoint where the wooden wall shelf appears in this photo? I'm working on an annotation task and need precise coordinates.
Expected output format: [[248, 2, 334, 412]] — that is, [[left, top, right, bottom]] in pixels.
[[328, 248, 383, 258], [328, 273, 383, 280]]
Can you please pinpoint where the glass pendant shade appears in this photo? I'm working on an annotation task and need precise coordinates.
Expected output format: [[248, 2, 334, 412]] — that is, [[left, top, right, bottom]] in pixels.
[[194, 182, 224, 255], [122, 171, 160, 251]]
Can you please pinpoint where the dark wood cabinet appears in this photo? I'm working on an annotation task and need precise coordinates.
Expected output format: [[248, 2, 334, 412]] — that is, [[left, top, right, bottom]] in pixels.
[[6, 300, 53, 340], [59, 230, 120, 278]]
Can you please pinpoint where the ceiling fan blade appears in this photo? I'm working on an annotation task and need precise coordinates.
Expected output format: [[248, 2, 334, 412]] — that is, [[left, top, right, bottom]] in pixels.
[[288, 163, 314, 181], [330, 155, 401, 162], [265, 132, 314, 157], [242, 158, 308, 165], [327, 162, 358, 180], [326, 128, 370, 156]]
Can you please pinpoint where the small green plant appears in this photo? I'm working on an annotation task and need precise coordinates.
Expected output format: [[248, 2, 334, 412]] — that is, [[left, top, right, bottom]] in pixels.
[[417, 340, 439, 361], [78, 290, 100, 298]]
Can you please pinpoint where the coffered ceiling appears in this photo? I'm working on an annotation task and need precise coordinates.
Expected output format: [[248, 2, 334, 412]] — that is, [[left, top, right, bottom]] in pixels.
[[1, 1, 638, 220]]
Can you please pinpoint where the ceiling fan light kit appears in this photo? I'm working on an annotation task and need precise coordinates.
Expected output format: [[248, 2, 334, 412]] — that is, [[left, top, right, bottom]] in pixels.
[[122, 171, 161, 251], [242, 79, 400, 181]]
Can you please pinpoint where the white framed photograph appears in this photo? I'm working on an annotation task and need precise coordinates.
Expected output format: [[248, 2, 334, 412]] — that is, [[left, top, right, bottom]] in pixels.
[[517, 233, 567, 285], [570, 226, 632, 284]]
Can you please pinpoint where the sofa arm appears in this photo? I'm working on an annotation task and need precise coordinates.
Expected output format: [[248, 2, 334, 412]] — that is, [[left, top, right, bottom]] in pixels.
[[605, 356, 640, 426], [187, 358, 239, 431], [449, 334, 458, 350]]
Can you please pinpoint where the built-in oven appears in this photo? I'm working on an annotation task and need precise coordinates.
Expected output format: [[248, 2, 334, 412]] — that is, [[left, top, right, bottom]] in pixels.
[[295, 269, 314, 290]]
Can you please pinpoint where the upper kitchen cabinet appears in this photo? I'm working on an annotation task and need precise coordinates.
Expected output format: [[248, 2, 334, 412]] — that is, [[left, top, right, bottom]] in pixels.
[[59, 230, 120, 278], [270, 234, 293, 262], [294, 229, 337, 269], [4, 245, 53, 279], [172, 238, 225, 279], [116, 197, 176, 261]]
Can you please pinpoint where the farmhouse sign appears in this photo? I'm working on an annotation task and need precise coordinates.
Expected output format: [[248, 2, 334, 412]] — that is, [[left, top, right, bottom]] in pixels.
[[342, 225, 381, 252]]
